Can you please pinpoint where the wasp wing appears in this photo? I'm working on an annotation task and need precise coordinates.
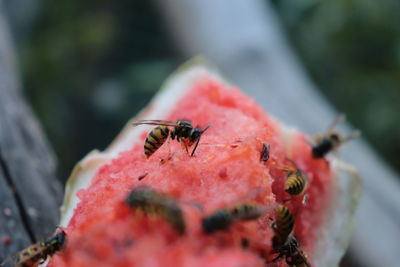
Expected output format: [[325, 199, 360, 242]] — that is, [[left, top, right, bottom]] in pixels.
[[344, 130, 361, 142], [275, 165, 296, 173], [327, 113, 345, 131], [132, 120, 177, 127]]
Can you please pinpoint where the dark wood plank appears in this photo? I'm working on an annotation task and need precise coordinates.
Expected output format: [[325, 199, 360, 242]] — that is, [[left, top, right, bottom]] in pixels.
[[0, 2, 62, 259], [0, 170, 31, 263]]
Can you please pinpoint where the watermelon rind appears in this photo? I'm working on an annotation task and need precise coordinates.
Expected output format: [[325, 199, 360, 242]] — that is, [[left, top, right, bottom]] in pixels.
[[59, 58, 362, 266]]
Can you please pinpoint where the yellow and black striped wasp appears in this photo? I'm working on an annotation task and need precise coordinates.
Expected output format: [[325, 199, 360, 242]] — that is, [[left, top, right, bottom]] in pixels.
[[1, 229, 66, 267], [272, 234, 311, 267], [280, 158, 308, 197], [201, 188, 275, 234], [132, 120, 210, 158], [125, 186, 186, 235], [271, 205, 311, 267], [311, 114, 360, 158], [271, 205, 295, 249], [202, 203, 265, 234]]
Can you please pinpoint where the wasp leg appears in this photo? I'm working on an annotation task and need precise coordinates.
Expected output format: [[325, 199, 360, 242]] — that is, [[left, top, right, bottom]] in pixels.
[[271, 253, 283, 262], [282, 198, 293, 203], [167, 138, 172, 159], [181, 141, 189, 155], [160, 139, 173, 164], [160, 138, 173, 164]]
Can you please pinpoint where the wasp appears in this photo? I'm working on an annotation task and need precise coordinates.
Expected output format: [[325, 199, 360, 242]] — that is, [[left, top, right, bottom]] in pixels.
[[270, 205, 311, 266], [132, 120, 210, 158], [272, 235, 311, 267], [125, 186, 186, 235], [271, 204, 295, 249], [311, 114, 360, 158], [2, 229, 66, 267], [280, 158, 308, 196], [202, 203, 265, 234]]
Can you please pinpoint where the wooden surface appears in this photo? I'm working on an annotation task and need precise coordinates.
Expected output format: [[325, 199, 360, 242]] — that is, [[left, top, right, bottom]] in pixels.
[[157, 1, 400, 266], [0, 5, 62, 262]]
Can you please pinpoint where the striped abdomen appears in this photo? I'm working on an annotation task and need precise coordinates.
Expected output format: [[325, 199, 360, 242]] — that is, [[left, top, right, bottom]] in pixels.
[[125, 187, 185, 234], [144, 126, 170, 158], [138, 202, 185, 235], [16, 243, 49, 267], [202, 204, 262, 234], [273, 205, 294, 249], [230, 204, 263, 221], [285, 171, 306, 195]]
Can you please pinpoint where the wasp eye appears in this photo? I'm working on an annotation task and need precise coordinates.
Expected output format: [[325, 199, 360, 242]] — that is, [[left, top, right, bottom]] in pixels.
[[192, 129, 202, 139]]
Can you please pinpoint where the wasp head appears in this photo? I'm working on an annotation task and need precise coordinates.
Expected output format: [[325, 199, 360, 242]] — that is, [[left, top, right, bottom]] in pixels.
[[189, 124, 211, 156], [327, 131, 343, 146]]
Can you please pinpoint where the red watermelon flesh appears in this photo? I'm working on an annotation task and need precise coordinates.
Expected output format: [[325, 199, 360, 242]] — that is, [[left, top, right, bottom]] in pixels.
[[52, 60, 360, 267]]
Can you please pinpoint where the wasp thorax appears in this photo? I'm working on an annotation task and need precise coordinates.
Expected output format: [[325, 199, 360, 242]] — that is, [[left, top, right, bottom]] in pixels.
[[132, 119, 209, 158]]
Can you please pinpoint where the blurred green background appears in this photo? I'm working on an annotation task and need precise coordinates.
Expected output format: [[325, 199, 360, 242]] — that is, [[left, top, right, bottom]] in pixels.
[[4, 0, 400, 181]]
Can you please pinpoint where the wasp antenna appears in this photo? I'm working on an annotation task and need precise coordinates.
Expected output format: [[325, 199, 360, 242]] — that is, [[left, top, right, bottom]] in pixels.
[[327, 113, 346, 131], [202, 124, 211, 133]]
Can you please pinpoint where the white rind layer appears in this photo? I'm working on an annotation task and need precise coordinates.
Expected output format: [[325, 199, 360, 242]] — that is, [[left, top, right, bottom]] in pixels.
[[59, 58, 361, 266], [312, 158, 362, 267]]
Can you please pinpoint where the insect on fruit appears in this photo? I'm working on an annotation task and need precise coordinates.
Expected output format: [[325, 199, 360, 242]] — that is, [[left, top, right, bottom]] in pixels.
[[2, 229, 66, 267], [270, 205, 311, 266], [272, 235, 311, 267], [281, 158, 308, 196], [202, 203, 270, 234], [271, 205, 295, 249], [132, 120, 210, 158], [202, 188, 274, 234], [311, 114, 360, 158], [125, 186, 186, 235]]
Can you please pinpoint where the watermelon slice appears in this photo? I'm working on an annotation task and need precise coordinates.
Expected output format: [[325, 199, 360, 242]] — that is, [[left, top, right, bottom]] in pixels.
[[53, 58, 361, 266]]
